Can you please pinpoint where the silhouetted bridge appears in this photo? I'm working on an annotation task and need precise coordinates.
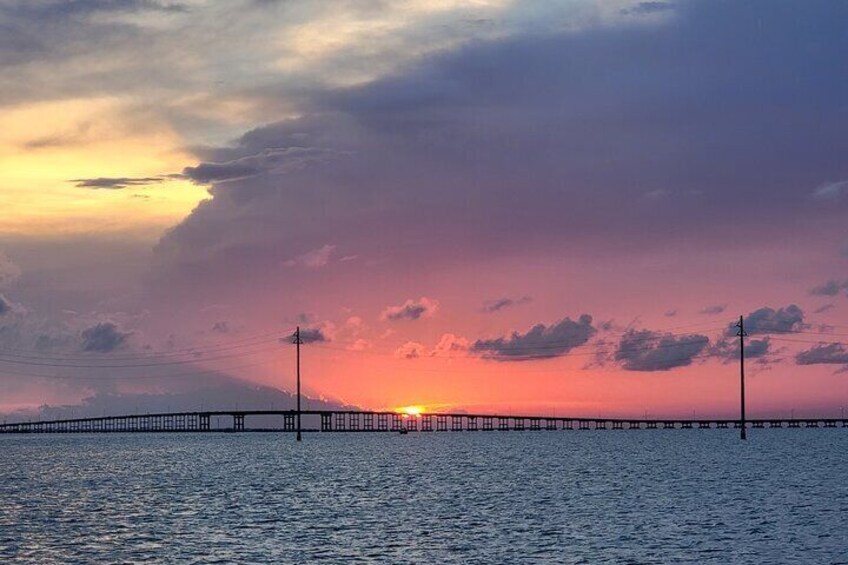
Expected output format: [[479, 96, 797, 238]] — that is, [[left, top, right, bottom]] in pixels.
[[1, 411, 847, 434]]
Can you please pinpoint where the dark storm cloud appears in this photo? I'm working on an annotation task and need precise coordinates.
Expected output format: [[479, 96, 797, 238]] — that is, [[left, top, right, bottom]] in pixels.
[[155, 1, 848, 277], [796, 343, 848, 366], [612, 329, 709, 371], [80, 322, 132, 353], [472, 315, 596, 361], [482, 296, 532, 313], [700, 304, 726, 315], [71, 176, 166, 189]]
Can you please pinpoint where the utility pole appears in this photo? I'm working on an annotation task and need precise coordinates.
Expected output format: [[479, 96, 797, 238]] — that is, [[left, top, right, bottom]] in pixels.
[[293, 326, 303, 442], [736, 315, 747, 441]]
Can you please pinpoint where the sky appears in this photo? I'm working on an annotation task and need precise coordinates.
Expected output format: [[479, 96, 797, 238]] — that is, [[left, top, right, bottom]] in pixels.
[[1, 0, 848, 420]]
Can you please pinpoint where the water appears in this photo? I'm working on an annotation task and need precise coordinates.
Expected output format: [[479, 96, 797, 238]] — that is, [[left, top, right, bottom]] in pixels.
[[1, 431, 847, 564]]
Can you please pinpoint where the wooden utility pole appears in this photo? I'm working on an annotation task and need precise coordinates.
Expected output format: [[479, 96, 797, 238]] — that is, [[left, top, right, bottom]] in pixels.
[[736, 315, 747, 440], [294, 326, 303, 442]]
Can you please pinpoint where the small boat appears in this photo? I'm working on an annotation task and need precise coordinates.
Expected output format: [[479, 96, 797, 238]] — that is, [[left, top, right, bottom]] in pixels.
[[398, 427, 408, 435]]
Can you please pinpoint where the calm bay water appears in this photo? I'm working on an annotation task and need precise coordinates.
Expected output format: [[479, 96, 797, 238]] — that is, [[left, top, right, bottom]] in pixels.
[[1, 431, 847, 564]]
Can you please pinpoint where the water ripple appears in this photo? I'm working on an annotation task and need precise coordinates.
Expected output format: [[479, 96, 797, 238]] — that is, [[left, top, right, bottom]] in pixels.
[[1, 431, 847, 563]]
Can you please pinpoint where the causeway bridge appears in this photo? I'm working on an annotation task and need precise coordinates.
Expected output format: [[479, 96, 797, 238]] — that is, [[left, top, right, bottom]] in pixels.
[[1, 410, 847, 434]]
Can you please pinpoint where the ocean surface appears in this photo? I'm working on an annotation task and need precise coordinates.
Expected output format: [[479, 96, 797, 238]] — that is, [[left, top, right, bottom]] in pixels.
[[1, 430, 846, 564]]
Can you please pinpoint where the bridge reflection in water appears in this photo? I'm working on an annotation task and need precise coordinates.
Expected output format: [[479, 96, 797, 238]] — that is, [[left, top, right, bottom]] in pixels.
[[1, 411, 847, 434]]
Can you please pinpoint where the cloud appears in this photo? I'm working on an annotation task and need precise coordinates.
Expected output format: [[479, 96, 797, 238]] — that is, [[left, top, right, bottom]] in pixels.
[[734, 305, 805, 335], [664, 309, 678, 317], [700, 304, 726, 315], [182, 148, 336, 184], [381, 297, 438, 321], [809, 279, 848, 297], [0, 294, 10, 316], [151, 1, 848, 286], [347, 338, 371, 351], [812, 180, 848, 200], [344, 316, 364, 331], [482, 296, 532, 313], [431, 333, 470, 357], [298, 327, 328, 344], [713, 305, 806, 362], [621, 2, 676, 16], [395, 341, 425, 359], [284, 244, 337, 268], [612, 329, 710, 371], [211, 321, 231, 334], [813, 303, 835, 314], [71, 176, 168, 189], [80, 322, 132, 353], [472, 315, 596, 361], [796, 343, 848, 366]]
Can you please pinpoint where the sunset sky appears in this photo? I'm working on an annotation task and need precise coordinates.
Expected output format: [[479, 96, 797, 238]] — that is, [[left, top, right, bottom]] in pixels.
[[1, 0, 848, 419]]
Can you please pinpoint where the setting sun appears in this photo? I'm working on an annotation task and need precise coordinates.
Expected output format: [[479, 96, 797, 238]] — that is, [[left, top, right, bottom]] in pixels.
[[396, 405, 424, 417]]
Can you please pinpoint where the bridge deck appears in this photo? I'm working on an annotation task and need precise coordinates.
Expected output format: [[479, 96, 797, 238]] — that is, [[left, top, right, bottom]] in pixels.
[[1, 411, 847, 434]]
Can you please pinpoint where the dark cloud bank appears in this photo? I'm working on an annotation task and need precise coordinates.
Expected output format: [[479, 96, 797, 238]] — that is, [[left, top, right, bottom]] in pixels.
[[154, 1, 848, 279]]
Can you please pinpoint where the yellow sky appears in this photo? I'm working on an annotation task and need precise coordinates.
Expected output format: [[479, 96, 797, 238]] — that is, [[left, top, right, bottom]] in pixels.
[[0, 97, 207, 238]]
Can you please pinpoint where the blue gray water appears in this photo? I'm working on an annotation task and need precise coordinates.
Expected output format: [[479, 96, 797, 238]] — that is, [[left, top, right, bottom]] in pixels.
[[1, 431, 847, 564]]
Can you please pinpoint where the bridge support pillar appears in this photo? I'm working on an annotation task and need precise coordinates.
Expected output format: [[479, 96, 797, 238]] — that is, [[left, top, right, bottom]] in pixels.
[[451, 416, 463, 431], [321, 413, 333, 432], [233, 414, 245, 431], [406, 416, 417, 431]]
